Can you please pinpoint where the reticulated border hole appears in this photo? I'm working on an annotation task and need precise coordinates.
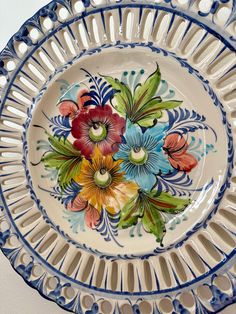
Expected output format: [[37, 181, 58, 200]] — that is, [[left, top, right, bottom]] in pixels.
[[38, 233, 58, 254], [159, 256, 172, 287], [1, 137, 21, 145], [38, 51, 55, 72], [159, 298, 173, 313], [198, 234, 221, 262], [215, 6, 231, 25], [7, 105, 27, 118], [82, 295, 93, 309], [185, 244, 205, 274], [108, 14, 115, 43], [197, 285, 212, 301], [214, 275, 231, 292], [100, 300, 112, 314], [96, 259, 105, 287], [66, 251, 81, 276], [6, 60, 16, 71], [210, 222, 235, 248], [127, 262, 134, 292], [179, 291, 195, 309], [32, 264, 43, 277], [19, 76, 38, 93], [50, 41, 65, 63], [64, 286, 75, 300], [111, 261, 118, 291], [91, 17, 100, 44], [43, 17, 54, 30], [220, 208, 236, 226], [121, 303, 133, 314], [29, 28, 40, 41], [92, 0, 104, 5], [46, 277, 59, 290], [0, 76, 7, 87], [52, 244, 69, 266], [7, 235, 19, 247], [144, 260, 153, 291], [27, 63, 45, 82], [12, 90, 31, 105], [59, 7, 69, 20], [139, 301, 152, 314], [18, 42, 28, 55], [81, 255, 94, 282], [30, 225, 50, 243], [78, 22, 89, 48], [21, 212, 41, 228], [63, 31, 76, 55], [74, 1, 85, 13], [20, 253, 32, 265], [170, 252, 187, 282], [198, 0, 213, 14]]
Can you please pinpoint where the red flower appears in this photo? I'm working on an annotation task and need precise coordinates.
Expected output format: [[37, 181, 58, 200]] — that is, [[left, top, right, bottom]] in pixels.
[[163, 133, 197, 172], [67, 195, 100, 229], [58, 89, 91, 119], [71, 105, 126, 158]]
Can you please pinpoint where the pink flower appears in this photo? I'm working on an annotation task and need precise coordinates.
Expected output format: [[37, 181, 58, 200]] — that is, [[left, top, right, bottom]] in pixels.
[[58, 89, 91, 120], [67, 195, 100, 229], [71, 105, 126, 159], [163, 133, 197, 172]]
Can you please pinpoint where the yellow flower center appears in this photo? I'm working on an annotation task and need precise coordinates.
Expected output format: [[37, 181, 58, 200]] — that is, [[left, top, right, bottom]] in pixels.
[[94, 168, 112, 188], [89, 122, 107, 142], [129, 146, 148, 165]]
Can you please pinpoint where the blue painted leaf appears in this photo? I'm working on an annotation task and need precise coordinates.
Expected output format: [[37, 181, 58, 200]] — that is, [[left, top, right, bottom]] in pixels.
[[96, 209, 123, 247]]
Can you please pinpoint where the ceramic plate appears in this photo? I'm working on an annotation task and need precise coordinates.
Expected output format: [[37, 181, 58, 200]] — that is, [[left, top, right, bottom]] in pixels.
[[0, 0, 236, 313]]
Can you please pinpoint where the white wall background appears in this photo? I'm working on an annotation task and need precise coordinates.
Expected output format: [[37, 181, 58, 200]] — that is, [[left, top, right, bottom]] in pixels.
[[0, 1, 235, 313]]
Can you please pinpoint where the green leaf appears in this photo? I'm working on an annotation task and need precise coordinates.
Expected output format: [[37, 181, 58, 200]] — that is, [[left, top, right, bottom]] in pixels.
[[58, 157, 82, 189], [47, 133, 81, 157], [147, 191, 190, 214], [150, 100, 182, 111], [42, 152, 68, 169], [42, 134, 82, 189], [132, 99, 182, 127], [142, 206, 166, 244], [136, 111, 163, 127], [103, 76, 133, 116], [132, 64, 161, 113], [137, 113, 162, 128], [118, 190, 190, 244], [118, 195, 142, 229]]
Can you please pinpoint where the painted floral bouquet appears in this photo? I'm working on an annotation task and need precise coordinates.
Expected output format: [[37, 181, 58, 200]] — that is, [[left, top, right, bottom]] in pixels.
[[34, 64, 216, 246]]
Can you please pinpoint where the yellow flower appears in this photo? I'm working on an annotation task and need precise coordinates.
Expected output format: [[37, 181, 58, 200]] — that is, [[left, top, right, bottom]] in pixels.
[[77, 147, 138, 214]]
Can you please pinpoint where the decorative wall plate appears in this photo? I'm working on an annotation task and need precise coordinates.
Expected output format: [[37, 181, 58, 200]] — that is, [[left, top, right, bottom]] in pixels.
[[0, 0, 236, 313]]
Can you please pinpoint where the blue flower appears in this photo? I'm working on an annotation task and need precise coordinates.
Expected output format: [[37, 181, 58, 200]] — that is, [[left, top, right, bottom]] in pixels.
[[114, 121, 172, 191]]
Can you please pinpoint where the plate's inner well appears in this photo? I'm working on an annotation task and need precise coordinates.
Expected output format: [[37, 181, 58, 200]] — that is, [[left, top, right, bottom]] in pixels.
[[27, 47, 227, 256]]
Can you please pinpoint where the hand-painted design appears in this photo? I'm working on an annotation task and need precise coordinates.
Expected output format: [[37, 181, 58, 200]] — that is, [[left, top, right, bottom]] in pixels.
[[96, 208, 123, 247], [33, 63, 216, 245], [1, 229, 236, 314], [104, 65, 182, 127], [63, 210, 86, 233], [168, 214, 188, 231], [129, 221, 144, 238]]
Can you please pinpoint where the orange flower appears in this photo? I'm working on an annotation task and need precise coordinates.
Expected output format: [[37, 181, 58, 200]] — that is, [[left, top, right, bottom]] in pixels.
[[76, 147, 138, 213]]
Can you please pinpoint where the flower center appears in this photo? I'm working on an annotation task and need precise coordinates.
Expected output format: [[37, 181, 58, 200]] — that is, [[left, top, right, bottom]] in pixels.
[[94, 168, 112, 188], [129, 146, 148, 165], [89, 122, 107, 142]]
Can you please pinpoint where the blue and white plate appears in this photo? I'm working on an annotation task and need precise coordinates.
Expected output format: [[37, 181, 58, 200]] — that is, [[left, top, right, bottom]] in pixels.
[[0, 0, 236, 313]]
